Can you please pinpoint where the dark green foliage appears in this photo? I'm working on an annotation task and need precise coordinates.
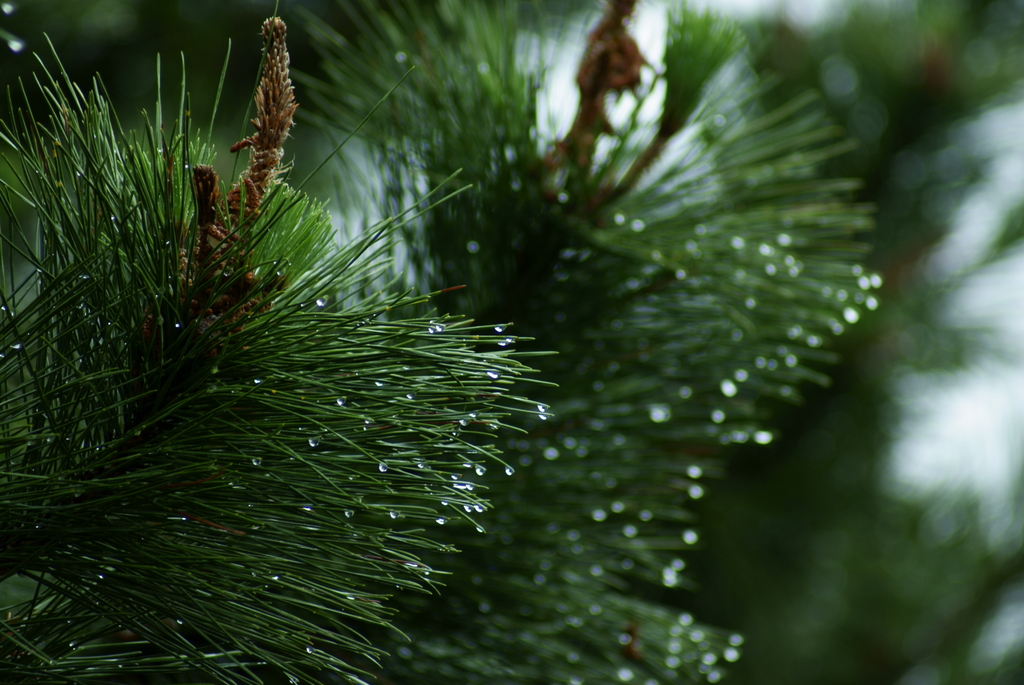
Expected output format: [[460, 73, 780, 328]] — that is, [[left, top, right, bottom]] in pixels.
[[661, 7, 744, 134], [303, 1, 877, 683], [0, 39, 538, 684]]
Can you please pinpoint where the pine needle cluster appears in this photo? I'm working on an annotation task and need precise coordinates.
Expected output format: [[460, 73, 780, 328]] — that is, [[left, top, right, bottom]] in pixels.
[[0, 16, 538, 685], [301, 1, 878, 683]]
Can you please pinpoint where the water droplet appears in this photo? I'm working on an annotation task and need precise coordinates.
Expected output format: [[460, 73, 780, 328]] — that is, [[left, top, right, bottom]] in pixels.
[[777, 233, 792, 246], [866, 295, 879, 310], [315, 297, 327, 308], [730, 236, 745, 249], [617, 667, 634, 681], [10, 342, 22, 351], [494, 325, 506, 333], [308, 436, 319, 447], [630, 219, 646, 232], [344, 510, 354, 517], [474, 464, 486, 476], [557, 191, 569, 203], [683, 529, 699, 544], [689, 485, 704, 499], [466, 240, 480, 254], [378, 463, 388, 473], [543, 447, 559, 460], [253, 378, 263, 385], [436, 517, 446, 525], [843, 307, 860, 323], [870, 273, 883, 288], [486, 370, 501, 380], [252, 457, 262, 466], [8, 38, 24, 53], [720, 379, 737, 397], [428, 322, 446, 334], [395, 52, 407, 62], [592, 508, 607, 521], [1, 4, 15, 16], [623, 524, 638, 538], [711, 409, 725, 423], [765, 263, 777, 276], [336, 397, 347, 406], [679, 386, 692, 399], [724, 647, 740, 662], [305, 645, 315, 654], [389, 511, 399, 519], [648, 404, 671, 422], [405, 393, 415, 399]]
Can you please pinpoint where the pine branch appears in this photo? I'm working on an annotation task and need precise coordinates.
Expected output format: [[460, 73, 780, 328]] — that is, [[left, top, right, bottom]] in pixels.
[[0, 16, 538, 684], [304, 1, 877, 683]]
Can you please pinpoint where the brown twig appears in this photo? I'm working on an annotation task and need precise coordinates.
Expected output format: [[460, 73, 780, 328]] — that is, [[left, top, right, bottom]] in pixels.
[[550, 0, 645, 172]]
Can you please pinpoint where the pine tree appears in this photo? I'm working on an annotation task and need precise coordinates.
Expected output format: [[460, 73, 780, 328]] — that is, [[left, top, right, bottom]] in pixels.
[[0, 17, 539, 684], [298, 1, 878, 683], [0, 2, 886, 683]]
